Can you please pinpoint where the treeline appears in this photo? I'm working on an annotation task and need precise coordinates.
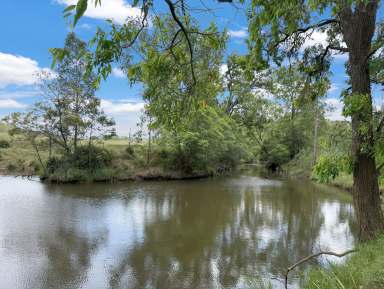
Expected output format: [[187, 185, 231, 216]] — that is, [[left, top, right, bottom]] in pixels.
[[2, 28, 355, 184]]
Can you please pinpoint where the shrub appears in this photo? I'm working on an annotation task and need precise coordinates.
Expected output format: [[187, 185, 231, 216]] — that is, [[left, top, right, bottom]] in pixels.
[[71, 145, 112, 170], [0, 139, 10, 148], [313, 155, 341, 183], [156, 107, 248, 174], [46, 145, 112, 175], [125, 146, 134, 156]]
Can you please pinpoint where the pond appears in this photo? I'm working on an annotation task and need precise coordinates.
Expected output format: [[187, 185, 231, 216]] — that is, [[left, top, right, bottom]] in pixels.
[[0, 174, 356, 289]]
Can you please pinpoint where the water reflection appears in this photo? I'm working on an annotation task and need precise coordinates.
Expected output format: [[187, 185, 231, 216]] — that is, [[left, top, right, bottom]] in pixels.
[[0, 176, 356, 289]]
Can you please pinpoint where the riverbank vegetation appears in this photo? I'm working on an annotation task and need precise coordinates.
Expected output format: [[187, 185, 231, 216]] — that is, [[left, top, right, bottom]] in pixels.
[[303, 234, 384, 289]]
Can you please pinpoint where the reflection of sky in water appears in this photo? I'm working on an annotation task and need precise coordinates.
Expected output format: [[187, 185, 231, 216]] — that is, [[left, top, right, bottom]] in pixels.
[[316, 201, 355, 264], [0, 176, 356, 289]]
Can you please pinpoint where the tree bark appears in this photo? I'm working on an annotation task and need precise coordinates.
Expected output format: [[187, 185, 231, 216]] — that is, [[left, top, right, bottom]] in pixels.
[[312, 100, 319, 166], [340, 1, 384, 241]]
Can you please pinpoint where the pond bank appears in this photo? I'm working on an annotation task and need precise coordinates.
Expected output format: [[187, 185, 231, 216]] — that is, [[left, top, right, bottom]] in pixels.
[[14, 167, 213, 184]]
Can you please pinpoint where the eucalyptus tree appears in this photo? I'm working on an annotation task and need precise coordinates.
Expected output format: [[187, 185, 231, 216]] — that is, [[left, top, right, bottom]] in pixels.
[[6, 33, 114, 158], [271, 64, 329, 162]]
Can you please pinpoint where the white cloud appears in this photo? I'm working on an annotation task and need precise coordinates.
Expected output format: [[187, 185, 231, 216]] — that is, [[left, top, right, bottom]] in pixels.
[[228, 29, 248, 38], [79, 23, 92, 30], [101, 99, 145, 114], [302, 30, 348, 60], [324, 98, 347, 121], [0, 89, 40, 99], [0, 99, 27, 109], [56, 0, 141, 25], [303, 30, 328, 48], [0, 52, 50, 88], [328, 83, 339, 93], [112, 67, 125, 78], [219, 64, 228, 76]]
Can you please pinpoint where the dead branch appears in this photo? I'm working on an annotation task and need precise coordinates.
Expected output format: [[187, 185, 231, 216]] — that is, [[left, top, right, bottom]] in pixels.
[[284, 249, 357, 289]]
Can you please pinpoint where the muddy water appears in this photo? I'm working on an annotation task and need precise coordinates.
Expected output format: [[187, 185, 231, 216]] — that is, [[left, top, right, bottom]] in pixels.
[[0, 175, 356, 289]]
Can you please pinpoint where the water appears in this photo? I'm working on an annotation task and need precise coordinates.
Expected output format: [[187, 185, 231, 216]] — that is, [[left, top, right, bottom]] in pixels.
[[0, 175, 356, 289]]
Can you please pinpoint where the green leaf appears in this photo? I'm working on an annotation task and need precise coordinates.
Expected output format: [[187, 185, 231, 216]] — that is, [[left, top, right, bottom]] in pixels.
[[63, 4, 76, 13], [74, 0, 88, 27]]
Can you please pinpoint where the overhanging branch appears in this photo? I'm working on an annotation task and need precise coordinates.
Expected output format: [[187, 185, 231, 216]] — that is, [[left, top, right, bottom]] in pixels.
[[164, 0, 196, 84]]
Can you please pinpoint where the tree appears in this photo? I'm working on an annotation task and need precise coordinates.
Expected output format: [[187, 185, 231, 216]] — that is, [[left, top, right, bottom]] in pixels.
[[245, 0, 384, 240], [41, 33, 114, 154], [6, 33, 114, 173]]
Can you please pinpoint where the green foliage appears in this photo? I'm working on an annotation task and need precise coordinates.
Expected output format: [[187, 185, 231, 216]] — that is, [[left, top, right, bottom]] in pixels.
[[0, 139, 10, 148], [156, 107, 249, 174], [6, 33, 115, 175], [343, 93, 371, 117], [313, 155, 341, 183], [303, 234, 384, 289], [125, 146, 135, 156], [46, 145, 112, 174]]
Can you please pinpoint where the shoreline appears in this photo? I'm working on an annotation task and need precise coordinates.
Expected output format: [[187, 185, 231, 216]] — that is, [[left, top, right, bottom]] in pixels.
[[0, 169, 214, 184]]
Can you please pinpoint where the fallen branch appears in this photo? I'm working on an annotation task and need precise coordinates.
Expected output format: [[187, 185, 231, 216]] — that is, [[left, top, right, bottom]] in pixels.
[[284, 249, 357, 289]]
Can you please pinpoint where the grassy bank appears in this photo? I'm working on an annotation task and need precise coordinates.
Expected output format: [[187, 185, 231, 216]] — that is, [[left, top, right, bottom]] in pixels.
[[0, 125, 216, 183], [302, 234, 384, 289]]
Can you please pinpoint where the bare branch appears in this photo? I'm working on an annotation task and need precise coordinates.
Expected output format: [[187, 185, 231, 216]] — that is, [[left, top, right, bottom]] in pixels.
[[274, 19, 340, 49], [164, 0, 196, 84], [122, 6, 149, 49], [284, 249, 357, 289]]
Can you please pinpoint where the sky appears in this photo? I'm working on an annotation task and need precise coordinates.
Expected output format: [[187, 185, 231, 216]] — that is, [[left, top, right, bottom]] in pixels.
[[0, 0, 382, 135]]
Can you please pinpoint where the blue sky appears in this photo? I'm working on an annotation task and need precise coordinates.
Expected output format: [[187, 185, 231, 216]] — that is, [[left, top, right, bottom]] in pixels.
[[0, 0, 380, 135]]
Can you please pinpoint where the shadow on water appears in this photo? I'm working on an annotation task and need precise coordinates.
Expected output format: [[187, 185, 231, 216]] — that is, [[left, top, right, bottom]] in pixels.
[[0, 175, 356, 289]]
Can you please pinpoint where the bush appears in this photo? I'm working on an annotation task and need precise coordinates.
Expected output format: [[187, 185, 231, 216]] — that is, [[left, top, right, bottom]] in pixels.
[[313, 155, 341, 183], [72, 145, 112, 170], [156, 107, 248, 174], [46, 145, 112, 175], [0, 139, 10, 148], [125, 146, 134, 156]]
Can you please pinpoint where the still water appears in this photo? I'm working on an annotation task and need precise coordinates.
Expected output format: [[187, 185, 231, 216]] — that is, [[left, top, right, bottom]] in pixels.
[[0, 175, 356, 289]]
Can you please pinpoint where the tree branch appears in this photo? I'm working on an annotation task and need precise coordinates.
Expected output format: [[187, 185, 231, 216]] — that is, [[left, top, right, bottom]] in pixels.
[[274, 19, 339, 49], [284, 249, 357, 289], [164, 0, 196, 84], [122, 6, 149, 49]]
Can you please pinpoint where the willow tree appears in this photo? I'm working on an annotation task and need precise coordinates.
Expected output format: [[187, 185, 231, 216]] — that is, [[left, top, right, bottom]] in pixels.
[[244, 0, 384, 240]]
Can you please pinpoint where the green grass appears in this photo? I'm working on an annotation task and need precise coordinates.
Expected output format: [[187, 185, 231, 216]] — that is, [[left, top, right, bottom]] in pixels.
[[0, 129, 194, 182], [302, 234, 384, 289], [328, 172, 354, 192]]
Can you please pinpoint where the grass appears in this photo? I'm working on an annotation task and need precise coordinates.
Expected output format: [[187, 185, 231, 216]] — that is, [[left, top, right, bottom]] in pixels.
[[302, 234, 384, 289], [0, 125, 211, 182], [0, 125, 40, 174], [328, 172, 354, 192]]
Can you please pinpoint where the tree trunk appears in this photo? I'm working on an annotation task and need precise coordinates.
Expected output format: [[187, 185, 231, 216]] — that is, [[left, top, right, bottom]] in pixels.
[[312, 100, 319, 166], [340, 1, 384, 241]]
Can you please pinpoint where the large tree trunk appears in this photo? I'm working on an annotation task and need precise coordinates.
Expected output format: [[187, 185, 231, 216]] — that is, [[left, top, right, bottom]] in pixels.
[[340, 1, 384, 241]]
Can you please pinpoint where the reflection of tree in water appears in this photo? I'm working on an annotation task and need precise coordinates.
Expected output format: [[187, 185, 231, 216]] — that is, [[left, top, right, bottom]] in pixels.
[[27, 191, 109, 289], [216, 180, 356, 287], [108, 178, 356, 289], [36, 227, 107, 289], [109, 181, 240, 289]]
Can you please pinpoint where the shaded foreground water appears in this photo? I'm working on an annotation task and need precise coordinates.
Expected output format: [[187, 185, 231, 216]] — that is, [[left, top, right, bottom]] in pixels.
[[0, 175, 356, 289]]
